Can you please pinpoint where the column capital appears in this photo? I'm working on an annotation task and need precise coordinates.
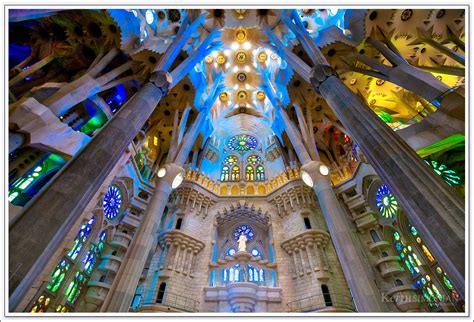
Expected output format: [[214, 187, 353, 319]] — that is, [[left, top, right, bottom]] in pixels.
[[149, 70, 172, 96], [310, 64, 338, 95], [157, 163, 185, 187], [300, 160, 328, 182]]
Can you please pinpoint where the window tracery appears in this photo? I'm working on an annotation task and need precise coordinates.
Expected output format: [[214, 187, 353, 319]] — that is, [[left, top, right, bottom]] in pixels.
[[228, 134, 258, 152], [103, 185, 122, 220], [375, 184, 398, 219]]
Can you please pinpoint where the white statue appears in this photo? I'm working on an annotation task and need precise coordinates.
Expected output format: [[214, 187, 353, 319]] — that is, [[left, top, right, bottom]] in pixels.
[[238, 233, 247, 252]]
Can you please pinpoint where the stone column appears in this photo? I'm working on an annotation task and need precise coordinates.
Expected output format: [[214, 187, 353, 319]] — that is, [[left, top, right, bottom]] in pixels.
[[8, 71, 172, 311], [310, 65, 465, 297], [301, 161, 387, 312], [105, 163, 184, 312], [270, 96, 386, 311]]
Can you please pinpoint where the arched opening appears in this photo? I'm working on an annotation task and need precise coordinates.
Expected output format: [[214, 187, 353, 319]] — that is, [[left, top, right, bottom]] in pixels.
[[156, 282, 167, 303], [246, 165, 255, 181], [256, 165, 265, 181], [175, 217, 183, 230], [370, 229, 380, 242], [321, 284, 333, 307], [303, 217, 311, 229], [221, 165, 230, 181], [231, 165, 240, 181]]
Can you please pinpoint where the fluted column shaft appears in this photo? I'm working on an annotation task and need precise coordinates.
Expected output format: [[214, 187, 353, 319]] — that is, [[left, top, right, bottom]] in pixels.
[[312, 69, 465, 297], [8, 72, 172, 311]]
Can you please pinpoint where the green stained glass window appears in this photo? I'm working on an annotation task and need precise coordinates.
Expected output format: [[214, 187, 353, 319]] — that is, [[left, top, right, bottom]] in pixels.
[[227, 134, 258, 152], [46, 259, 71, 293], [65, 272, 87, 303], [246, 165, 255, 181], [425, 160, 461, 186]]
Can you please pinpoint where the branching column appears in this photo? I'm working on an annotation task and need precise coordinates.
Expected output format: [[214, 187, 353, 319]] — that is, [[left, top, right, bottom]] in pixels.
[[278, 11, 465, 297], [9, 17, 220, 311], [310, 66, 465, 297], [271, 102, 386, 311]]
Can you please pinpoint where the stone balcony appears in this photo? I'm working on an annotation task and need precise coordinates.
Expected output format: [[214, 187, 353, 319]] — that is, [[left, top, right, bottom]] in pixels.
[[98, 254, 122, 273], [374, 255, 405, 277], [204, 282, 282, 312], [386, 285, 422, 312], [109, 232, 132, 250], [84, 280, 112, 310], [286, 291, 356, 312], [133, 291, 200, 312]]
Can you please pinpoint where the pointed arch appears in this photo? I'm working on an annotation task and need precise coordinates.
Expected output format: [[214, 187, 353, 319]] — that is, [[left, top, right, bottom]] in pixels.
[[246, 165, 255, 181]]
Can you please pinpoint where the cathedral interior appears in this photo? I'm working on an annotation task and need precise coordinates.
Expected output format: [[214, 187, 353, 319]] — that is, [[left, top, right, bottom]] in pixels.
[[7, 8, 466, 314]]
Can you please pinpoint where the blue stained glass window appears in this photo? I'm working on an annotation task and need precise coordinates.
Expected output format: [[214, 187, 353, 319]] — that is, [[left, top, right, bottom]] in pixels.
[[375, 184, 398, 219], [251, 248, 262, 258], [227, 134, 258, 152], [221, 166, 230, 181], [256, 165, 265, 181], [233, 224, 255, 241], [67, 216, 95, 261], [103, 185, 122, 219], [82, 231, 107, 275]]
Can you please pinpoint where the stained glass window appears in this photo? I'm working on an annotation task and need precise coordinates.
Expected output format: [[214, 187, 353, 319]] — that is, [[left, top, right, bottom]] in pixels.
[[103, 185, 122, 220], [425, 160, 461, 186], [393, 231, 421, 276], [225, 264, 240, 282], [256, 165, 265, 181], [8, 153, 65, 205], [30, 295, 52, 312], [409, 225, 435, 263], [67, 217, 95, 261], [64, 272, 87, 303], [46, 259, 71, 293], [55, 305, 69, 313], [414, 274, 443, 309], [231, 165, 240, 181], [247, 155, 262, 165], [221, 166, 230, 181], [224, 155, 238, 165], [251, 248, 262, 258], [408, 224, 462, 306], [393, 230, 443, 310], [246, 165, 255, 181], [227, 134, 258, 152], [435, 266, 461, 302], [82, 231, 106, 275], [375, 184, 398, 219], [227, 248, 236, 256], [248, 265, 264, 283], [233, 224, 254, 241]]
